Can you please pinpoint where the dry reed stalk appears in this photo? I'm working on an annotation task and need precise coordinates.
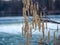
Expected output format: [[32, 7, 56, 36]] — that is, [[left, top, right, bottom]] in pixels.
[[54, 31, 56, 45]]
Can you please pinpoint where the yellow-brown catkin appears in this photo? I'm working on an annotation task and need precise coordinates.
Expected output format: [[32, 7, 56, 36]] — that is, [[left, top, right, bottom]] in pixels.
[[30, 2, 33, 14], [26, 0, 30, 7]]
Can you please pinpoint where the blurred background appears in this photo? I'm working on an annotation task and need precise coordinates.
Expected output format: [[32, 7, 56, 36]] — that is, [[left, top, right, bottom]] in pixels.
[[0, 0, 60, 17], [0, 0, 23, 17]]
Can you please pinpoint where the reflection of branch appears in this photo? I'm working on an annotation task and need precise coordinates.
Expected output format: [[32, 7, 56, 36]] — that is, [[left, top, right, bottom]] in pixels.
[[49, 28, 59, 30], [28, 17, 60, 24], [41, 18, 60, 24]]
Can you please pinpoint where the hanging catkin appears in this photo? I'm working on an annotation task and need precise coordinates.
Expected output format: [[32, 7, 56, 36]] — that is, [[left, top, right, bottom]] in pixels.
[[23, 7, 26, 16], [40, 11, 42, 17], [30, 25, 32, 37], [28, 10, 30, 16], [30, 2, 33, 14], [32, 17, 35, 28], [42, 21, 44, 38], [27, 0, 30, 7], [34, 11, 38, 30], [36, 15, 41, 31], [38, 19, 41, 31], [36, 2, 39, 10], [26, 0, 30, 11], [54, 31, 56, 45], [23, 7, 27, 37], [22, 0, 26, 5], [23, 16, 28, 37], [22, 0, 47, 45], [26, 32, 30, 45]]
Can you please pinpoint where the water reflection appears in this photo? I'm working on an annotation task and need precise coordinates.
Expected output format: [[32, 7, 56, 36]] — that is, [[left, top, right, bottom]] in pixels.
[[0, 16, 60, 45]]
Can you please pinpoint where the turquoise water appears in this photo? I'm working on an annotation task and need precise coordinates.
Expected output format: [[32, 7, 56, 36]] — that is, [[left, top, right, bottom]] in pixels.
[[0, 16, 60, 45]]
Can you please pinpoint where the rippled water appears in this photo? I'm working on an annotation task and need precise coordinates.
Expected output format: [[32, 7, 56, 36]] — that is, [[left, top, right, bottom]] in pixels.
[[0, 16, 60, 45]]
